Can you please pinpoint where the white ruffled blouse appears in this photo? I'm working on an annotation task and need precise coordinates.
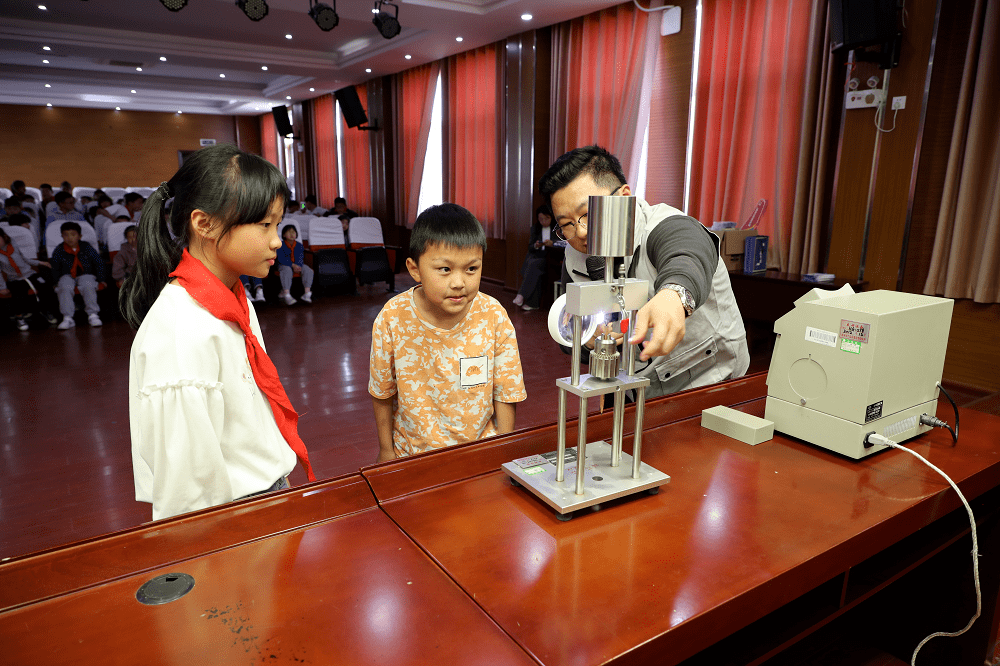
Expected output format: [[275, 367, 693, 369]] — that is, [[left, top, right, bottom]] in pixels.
[[129, 282, 296, 521]]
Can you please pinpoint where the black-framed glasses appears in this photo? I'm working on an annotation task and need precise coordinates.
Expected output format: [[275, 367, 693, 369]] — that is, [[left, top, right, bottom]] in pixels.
[[552, 184, 624, 242]]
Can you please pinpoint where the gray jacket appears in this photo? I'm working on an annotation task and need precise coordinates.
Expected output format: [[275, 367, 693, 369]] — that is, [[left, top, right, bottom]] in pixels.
[[564, 199, 749, 397]]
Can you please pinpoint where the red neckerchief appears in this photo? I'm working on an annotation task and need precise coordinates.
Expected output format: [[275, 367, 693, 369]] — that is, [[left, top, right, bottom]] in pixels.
[[1, 244, 21, 276], [169, 248, 315, 482], [284, 239, 296, 251], [63, 243, 82, 278]]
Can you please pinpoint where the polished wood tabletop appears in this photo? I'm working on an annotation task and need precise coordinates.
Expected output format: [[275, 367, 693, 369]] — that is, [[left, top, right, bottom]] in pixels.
[[368, 374, 1000, 666], [1, 474, 537, 666]]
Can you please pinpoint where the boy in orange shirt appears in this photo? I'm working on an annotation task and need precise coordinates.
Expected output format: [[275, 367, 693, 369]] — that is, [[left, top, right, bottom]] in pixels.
[[369, 203, 526, 462]]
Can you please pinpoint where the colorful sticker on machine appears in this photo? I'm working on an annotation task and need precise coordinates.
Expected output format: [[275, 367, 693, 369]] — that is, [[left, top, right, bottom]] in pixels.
[[805, 326, 838, 348], [840, 319, 870, 343], [840, 339, 861, 354]]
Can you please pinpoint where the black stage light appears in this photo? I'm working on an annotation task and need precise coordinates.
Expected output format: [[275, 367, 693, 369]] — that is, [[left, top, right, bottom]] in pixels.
[[236, 0, 269, 21], [372, 1, 401, 39], [309, 0, 339, 31], [159, 0, 188, 11]]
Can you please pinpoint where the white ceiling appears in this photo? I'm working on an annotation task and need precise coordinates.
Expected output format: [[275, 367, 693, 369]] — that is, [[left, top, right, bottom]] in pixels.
[[0, 0, 621, 116]]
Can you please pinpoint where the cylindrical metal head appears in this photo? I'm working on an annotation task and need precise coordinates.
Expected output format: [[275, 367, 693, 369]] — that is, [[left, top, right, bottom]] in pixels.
[[590, 335, 620, 380], [587, 195, 636, 258]]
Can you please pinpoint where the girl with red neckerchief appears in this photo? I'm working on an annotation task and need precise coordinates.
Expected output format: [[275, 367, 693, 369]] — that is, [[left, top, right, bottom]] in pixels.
[[120, 144, 315, 521]]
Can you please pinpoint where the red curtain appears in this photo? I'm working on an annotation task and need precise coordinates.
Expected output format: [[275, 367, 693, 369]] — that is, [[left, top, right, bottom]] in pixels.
[[393, 62, 441, 228], [447, 45, 500, 237], [312, 94, 338, 209], [549, 3, 657, 181], [340, 83, 372, 216], [688, 0, 814, 265], [260, 112, 278, 167]]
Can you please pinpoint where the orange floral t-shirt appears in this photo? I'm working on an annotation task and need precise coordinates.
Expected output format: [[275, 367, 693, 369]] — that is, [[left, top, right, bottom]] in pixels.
[[369, 287, 527, 457]]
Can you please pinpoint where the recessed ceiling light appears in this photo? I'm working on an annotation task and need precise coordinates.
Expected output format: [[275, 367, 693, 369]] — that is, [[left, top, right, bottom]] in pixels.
[[160, 56, 167, 61], [177, 110, 183, 114], [285, 34, 292, 39], [309, 87, 315, 92], [219, 73, 226, 78], [38, 5, 47, 10], [44, 84, 51, 88], [286, 95, 291, 100], [46, 103, 52, 107], [115, 107, 121, 111], [42, 46, 51, 51], [521, 13, 532, 21], [365, 68, 372, 73], [136, 67, 143, 72], [42, 59, 49, 64], [404, 54, 412, 59], [261, 66, 268, 71], [131, 89, 137, 93]]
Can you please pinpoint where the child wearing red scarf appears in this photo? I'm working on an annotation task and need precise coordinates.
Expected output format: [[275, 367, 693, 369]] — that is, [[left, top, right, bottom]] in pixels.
[[275, 223, 313, 305], [119, 144, 315, 521], [51, 221, 104, 329]]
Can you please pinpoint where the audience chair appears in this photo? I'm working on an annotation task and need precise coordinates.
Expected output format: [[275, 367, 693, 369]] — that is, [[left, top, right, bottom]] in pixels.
[[0, 188, 11, 201], [125, 187, 156, 198], [307, 218, 353, 294], [44, 201, 60, 220], [93, 216, 113, 249], [347, 217, 396, 292], [279, 219, 310, 247], [106, 222, 132, 261], [45, 220, 98, 259], [24, 187, 42, 203], [4, 225, 38, 263], [72, 187, 96, 200], [101, 187, 126, 203]]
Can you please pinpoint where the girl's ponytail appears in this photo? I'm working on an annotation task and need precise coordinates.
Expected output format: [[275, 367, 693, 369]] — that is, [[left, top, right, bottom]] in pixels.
[[119, 181, 183, 328]]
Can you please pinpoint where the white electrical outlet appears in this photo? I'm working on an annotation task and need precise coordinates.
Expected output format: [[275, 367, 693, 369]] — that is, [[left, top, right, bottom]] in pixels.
[[891, 96, 906, 110], [660, 6, 681, 36], [846, 90, 884, 109]]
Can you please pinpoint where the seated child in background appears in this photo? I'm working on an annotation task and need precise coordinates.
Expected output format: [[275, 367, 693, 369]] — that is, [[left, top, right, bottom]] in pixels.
[[91, 195, 129, 225], [1, 197, 23, 222], [46, 192, 84, 233], [51, 221, 105, 329], [369, 203, 527, 463], [276, 224, 313, 305], [0, 227, 49, 331], [241, 275, 265, 302], [112, 224, 138, 287]]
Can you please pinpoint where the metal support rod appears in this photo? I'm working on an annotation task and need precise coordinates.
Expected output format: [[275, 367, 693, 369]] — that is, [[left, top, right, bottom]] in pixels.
[[576, 395, 588, 495], [556, 389, 567, 482], [571, 315, 582, 386], [604, 256, 614, 284], [611, 386, 624, 467], [632, 386, 646, 479], [625, 309, 637, 376]]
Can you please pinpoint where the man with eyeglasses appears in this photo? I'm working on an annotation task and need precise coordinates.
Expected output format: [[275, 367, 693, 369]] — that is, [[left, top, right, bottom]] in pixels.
[[539, 145, 749, 398]]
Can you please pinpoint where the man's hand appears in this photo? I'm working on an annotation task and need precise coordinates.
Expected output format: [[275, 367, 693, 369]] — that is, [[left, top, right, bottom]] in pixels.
[[629, 288, 686, 361], [542, 239, 554, 247]]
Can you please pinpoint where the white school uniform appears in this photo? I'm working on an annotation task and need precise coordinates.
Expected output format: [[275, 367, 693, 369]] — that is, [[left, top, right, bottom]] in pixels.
[[129, 282, 296, 521]]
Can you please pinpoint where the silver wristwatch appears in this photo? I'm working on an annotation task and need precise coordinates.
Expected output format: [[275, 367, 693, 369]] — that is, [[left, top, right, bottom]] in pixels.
[[661, 284, 695, 317]]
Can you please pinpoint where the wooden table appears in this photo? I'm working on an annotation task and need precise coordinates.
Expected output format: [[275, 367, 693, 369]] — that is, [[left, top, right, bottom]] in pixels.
[[4, 374, 1000, 665]]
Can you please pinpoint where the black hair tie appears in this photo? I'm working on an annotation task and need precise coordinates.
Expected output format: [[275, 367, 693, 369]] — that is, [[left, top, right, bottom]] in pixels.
[[157, 181, 172, 198]]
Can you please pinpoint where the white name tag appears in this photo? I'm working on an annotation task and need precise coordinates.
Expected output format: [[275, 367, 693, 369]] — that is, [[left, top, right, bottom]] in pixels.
[[460, 356, 488, 388]]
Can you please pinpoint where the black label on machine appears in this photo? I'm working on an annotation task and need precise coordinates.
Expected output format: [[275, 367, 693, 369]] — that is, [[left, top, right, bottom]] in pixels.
[[865, 401, 883, 423]]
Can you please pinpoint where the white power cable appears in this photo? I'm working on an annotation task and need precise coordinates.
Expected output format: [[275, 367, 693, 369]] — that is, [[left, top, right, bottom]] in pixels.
[[867, 433, 981, 665]]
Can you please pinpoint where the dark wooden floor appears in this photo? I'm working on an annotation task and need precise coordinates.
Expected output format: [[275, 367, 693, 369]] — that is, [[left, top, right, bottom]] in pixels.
[[2, 274, 997, 561]]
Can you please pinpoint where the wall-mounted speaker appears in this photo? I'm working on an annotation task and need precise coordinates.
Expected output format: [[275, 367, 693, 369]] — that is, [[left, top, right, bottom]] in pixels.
[[334, 86, 369, 128], [271, 105, 294, 137]]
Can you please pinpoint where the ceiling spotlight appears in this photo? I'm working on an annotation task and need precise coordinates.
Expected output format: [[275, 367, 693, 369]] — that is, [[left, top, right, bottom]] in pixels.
[[456, 36, 463, 42], [286, 95, 291, 100], [130, 89, 136, 93], [159, 56, 167, 61], [309, 87, 315, 92], [309, 0, 339, 31], [219, 73, 226, 78], [177, 110, 183, 114], [42, 46, 51, 51], [372, 1, 401, 39], [285, 34, 292, 39], [365, 68, 372, 73], [38, 5, 47, 10], [115, 107, 121, 110], [521, 13, 532, 21], [46, 103, 52, 107], [42, 59, 49, 64], [261, 65, 268, 71], [404, 54, 411, 59], [159, 0, 188, 11], [44, 84, 51, 88], [236, 0, 269, 21]]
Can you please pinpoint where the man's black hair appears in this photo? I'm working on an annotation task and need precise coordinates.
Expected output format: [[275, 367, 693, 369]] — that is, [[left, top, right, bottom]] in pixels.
[[8, 213, 29, 226], [60, 181, 72, 191], [304, 195, 317, 205], [5, 197, 21, 208], [123, 192, 144, 205], [10, 180, 25, 191], [60, 221, 82, 234], [40, 183, 53, 190], [97, 195, 112, 205], [54, 191, 74, 204], [334, 197, 346, 205], [409, 203, 486, 261], [538, 145, 627, 206]]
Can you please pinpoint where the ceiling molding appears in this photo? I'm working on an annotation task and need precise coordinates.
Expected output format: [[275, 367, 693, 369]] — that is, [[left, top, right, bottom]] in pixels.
[[401, 0, 520, 15]]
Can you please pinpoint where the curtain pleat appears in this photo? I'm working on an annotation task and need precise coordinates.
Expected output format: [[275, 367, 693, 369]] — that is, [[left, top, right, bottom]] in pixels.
[[312, 94, 338, 209], [260, 112, 278, 167], [393, 63, 441, 228], [341, 83, 372, 215], [924, 0, 1000, 303], [447, 45, 501, 237], [688, 0, 815, 267], [548, 3, 656, 182]]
